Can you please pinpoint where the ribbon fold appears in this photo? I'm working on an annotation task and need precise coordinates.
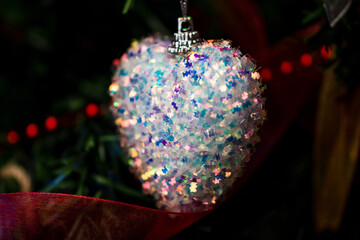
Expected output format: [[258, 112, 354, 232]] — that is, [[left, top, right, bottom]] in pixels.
[[0, 192, 208, 240]]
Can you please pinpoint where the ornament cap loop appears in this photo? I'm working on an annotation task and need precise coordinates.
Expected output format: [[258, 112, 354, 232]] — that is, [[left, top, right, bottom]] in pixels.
[[168, 17, 200, 55]]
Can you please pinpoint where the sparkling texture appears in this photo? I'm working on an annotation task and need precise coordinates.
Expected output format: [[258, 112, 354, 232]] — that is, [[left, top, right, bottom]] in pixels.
[[110, 37, 265, 212]]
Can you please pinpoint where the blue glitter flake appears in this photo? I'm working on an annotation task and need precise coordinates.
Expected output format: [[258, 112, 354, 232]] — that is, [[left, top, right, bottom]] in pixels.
[[120, 69, 128, 76], [202, 155, 209, 163], [172, 102, 178, 110], [194, 53, 209, 61], [153, 106, 161, 113], [209, 92, 215, 99], [191, 73, 199, 81], [233, 106, 242, 113], [202, 123, 210, 129], [203, 132, 208, 138], [227, 81, 237, 88], [183, 70, 191, 77], [131, 77, 139, 84], [216, 114, 224, 119], [224, 56, 231, 66], [155, 139, 167, 146], [163, 115, 173, 125], [185, 61, 192, 68], [243, 100, 252, 109], [226, 136, 234, 142], [194, 111, 199, 118]]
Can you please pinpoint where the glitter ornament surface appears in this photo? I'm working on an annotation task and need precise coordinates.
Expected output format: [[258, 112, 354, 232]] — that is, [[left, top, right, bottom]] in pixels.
[[110, 37, 265, 212]]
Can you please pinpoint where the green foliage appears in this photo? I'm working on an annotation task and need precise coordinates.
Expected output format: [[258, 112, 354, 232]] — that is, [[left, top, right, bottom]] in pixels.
[[0, 110, 154, 207], [123, 0, 134, 14]]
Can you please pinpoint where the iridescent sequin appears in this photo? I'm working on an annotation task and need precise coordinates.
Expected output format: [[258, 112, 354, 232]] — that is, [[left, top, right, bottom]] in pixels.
[[110, 37, 265, 212]]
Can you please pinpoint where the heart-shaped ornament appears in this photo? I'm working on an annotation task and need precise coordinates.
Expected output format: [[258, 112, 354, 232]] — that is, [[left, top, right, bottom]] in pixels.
[[110, 31, 265, 212]]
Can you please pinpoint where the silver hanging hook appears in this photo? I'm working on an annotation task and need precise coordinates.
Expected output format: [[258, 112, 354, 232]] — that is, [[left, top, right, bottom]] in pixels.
[[180, 0, 187, 19]]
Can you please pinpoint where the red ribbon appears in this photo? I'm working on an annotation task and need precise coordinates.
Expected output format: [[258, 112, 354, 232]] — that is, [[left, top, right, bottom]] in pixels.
[[0, 192, 208, 240]]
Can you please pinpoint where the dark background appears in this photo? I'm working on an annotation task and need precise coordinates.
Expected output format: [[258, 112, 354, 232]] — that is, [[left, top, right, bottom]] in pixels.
[[0, 0, 359, 239]]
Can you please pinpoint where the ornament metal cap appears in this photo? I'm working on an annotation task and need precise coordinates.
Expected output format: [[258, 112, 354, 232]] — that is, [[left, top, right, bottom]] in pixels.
[[167, 17, 200, 54]]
